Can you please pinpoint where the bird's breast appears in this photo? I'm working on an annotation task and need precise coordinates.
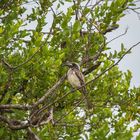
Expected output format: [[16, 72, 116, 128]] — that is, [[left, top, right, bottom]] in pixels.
[[67, 69, 81, 88]]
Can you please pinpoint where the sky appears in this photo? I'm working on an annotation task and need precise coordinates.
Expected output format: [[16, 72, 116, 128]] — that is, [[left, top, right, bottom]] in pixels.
[[107, 4, 140, 87]]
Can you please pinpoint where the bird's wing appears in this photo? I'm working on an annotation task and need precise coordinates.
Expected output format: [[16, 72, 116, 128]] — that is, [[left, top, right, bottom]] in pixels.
[[74, 69, 91, 109], [74, 68, 85, 86]]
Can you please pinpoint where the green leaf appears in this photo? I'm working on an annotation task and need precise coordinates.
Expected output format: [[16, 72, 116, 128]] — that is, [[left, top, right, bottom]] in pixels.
[[83, 7, 90, 16], [0, 27, 3, 33], [73, 20, 81, 32]]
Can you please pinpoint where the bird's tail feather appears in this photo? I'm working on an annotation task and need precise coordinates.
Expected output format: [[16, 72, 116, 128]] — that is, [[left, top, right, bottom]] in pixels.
[[79, 87, 92, 109]]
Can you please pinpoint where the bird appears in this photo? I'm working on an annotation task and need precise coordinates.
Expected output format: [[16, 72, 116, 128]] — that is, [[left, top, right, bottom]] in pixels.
[[64, 61, 92, 109]]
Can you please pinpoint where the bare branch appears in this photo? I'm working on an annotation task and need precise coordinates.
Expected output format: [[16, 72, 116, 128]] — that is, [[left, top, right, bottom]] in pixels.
[[37, 107, 54, 126], [127, 7, 140, 19], [102, 25, 119, 34], [85, 0, 91, 8], [83, 61, 101, 75], [32, 74, 66, 108], [54, 122, 83, 127], [0, 115, 29, 130], [73, 0, 79, 20], [91, 0, 104, 10], [1, 58, 13, 70], [107, 27, 128, 44], [27, 127, 40, 140], [0, 109, 13, 113], [50, 6, 56, 16], [0, 104, 31, 110]]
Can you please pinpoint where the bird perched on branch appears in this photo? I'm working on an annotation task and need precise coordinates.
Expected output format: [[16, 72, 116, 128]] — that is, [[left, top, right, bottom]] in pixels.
[[64, 62, 92, 109]]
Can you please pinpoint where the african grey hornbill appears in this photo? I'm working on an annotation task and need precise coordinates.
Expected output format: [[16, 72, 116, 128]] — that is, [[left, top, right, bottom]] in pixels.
[[64, 62, 92, 109]]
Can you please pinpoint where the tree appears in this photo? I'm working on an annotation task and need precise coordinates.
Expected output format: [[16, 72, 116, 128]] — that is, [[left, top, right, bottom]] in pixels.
[[0, 0, 140, 139]]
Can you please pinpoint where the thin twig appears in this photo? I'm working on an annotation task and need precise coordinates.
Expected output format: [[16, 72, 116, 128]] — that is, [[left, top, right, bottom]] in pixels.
[[85, 0, 91, 7], [55, 97, 85, 124], [27, 127, 40, 140], [90, 0, 104, 10], [50, 6, 56, 16], [107, 27, 128, 44]]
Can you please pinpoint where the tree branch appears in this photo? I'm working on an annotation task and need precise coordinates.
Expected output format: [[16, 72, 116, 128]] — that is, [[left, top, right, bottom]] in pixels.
[[0, 115, 29, 130], [27, 127, 40, 140], [91, 0, 104, 10], [32, 74, 66, 108], [107, 27, 128, 44], [83, 61, 101, 75], [0, 104, 31, 110]]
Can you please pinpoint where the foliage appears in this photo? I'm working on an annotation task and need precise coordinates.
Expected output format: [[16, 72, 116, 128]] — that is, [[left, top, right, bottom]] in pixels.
[[0, 0, 140, 139]]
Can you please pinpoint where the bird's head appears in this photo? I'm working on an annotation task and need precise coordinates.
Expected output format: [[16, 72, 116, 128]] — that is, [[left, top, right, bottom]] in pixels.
[[63, 61, 80, 70]]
